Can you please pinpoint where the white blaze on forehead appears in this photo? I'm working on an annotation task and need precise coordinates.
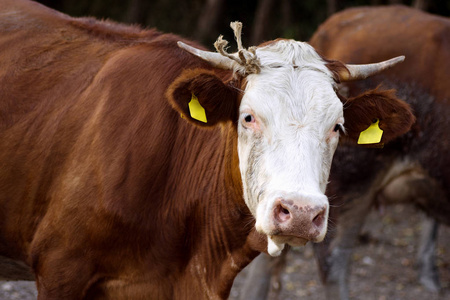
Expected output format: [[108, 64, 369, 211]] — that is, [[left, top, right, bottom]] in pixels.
[[256, 40, 328, 67], [237, 40, 342, 250], [238, 40, 343, 190], [244, 40, 342, 136]]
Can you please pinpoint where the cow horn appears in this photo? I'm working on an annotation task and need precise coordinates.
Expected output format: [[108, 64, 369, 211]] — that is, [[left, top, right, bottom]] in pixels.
[[340, 56, 405, 81], [177, 41, 239, 70]]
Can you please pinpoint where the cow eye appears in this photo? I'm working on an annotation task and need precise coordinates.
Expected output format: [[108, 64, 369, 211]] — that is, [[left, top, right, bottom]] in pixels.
[[244, 114, 255, 123], [333, 124, 343, 133]]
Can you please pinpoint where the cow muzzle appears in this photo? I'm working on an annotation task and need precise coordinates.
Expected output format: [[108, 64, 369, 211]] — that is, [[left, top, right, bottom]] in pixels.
[[256, 192, 329, 256]]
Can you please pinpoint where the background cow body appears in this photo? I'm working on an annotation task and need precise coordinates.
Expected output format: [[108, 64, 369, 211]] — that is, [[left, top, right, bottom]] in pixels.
[[0, 1, 415, 299], [309, 5, 450, 299], [235, 5, 449, 300]]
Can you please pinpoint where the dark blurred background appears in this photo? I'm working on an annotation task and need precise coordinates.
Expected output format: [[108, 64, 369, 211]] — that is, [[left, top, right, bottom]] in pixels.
[[35, 0, 450, 49]]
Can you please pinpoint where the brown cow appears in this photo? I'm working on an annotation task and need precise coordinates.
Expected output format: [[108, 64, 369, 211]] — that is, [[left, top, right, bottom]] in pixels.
[[308, 5, 450, 299], [0, 0, 414, 299]]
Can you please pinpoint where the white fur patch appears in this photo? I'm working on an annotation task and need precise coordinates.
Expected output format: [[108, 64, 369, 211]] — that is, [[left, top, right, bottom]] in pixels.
[[237, 40, 342, 247], [267, 237, 285, 257]]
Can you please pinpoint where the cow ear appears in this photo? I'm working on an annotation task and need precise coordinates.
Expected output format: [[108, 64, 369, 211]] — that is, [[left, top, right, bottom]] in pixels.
[[342, 88, 415, 146], [167, 69, 240, 126]]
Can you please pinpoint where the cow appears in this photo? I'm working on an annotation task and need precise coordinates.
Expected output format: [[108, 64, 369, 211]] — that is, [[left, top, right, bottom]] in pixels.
[[307, 5, 450, 299], [0, 0, 415, 299]]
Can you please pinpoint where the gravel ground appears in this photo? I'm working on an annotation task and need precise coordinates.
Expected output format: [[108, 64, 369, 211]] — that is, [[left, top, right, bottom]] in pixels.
[[231, 204, 450, 300], [1, 204, 449, 299], [0, 281, 36, 300]]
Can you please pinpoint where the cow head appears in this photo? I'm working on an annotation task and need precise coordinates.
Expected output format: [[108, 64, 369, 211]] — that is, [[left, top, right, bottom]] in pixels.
[[168, 22, 414, 256]]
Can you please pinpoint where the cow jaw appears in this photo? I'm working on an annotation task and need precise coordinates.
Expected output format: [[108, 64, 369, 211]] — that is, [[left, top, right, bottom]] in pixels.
[[237, 40, 342, 256], [267, 235, 308, 257]]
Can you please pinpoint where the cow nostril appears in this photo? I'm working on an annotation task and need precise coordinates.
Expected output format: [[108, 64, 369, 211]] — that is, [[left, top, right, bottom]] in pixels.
[[274, 203, 291, 223], [312, 209, 325, 228]]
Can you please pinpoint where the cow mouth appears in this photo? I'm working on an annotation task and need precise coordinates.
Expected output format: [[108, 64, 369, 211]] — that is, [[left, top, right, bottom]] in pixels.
[[267, 234, 309, 256]]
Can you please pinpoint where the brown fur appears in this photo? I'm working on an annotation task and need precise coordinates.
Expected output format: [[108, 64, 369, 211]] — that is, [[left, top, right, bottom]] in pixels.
[[310, 3, 450, 227], [0, 0, 265, 299], [342, 87, 415, 145], [0, 1, 415, 299], [310, 5, 450, 295], [167, 69, 240, 126], [325, 59, 415, 147], [324, 59, 349, 83]]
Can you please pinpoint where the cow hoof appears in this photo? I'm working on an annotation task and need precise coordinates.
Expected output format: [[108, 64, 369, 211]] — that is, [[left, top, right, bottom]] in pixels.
[[419, 273, 440, 293]]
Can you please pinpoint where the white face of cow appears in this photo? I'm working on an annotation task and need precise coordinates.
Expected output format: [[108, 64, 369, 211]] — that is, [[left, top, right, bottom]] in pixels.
[[237, 40, 343, 255], [177, 28, 404, 256]]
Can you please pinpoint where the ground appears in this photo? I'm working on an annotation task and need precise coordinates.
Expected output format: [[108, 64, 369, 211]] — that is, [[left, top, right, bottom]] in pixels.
[[230, 204, 450, 300], [1, 205, 449, 300]]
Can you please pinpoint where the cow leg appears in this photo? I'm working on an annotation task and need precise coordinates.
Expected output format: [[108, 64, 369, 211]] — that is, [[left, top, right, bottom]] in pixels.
[[238, 250, 287, 300], [239, 253, 273, 300], [380, 169, 443, 292], [0, 256, 34, 280], [317, 194, 373, 300], [417, 215, 440, 292], [32, 247, 96, 300]]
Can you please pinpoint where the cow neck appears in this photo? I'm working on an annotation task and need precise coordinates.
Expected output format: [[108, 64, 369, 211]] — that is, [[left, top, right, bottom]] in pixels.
[[165, 121, 265, 299]]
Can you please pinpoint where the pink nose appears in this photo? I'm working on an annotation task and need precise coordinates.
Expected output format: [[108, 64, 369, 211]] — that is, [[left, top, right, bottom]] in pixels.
[[272, 197, 327, 241]]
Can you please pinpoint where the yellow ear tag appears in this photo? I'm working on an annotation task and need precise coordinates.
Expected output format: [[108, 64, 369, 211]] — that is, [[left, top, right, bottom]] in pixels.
[[358, 119, 383, 144], [188, 94, 207, 123]]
